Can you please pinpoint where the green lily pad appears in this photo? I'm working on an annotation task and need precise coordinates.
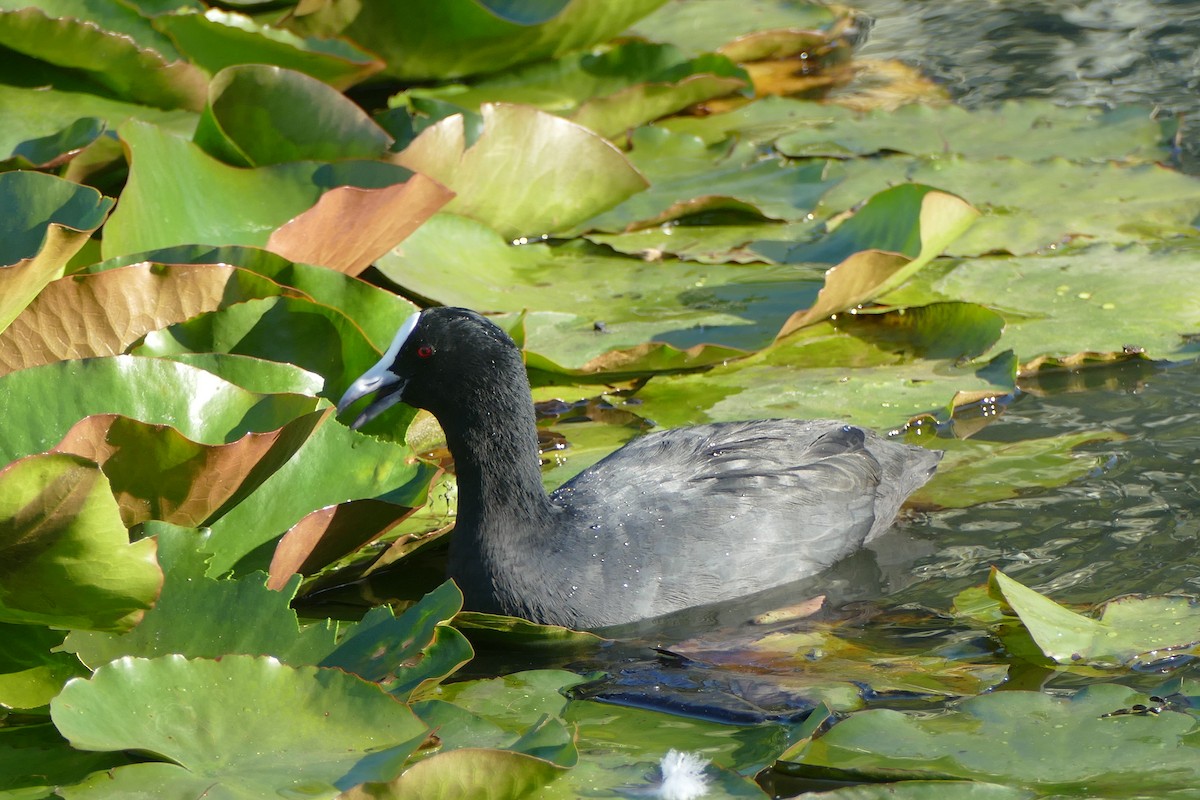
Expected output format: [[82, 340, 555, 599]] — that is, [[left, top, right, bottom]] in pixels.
[[922, 241, 1200, 362], [0, 85, 198, 157], [0, 356, 319, 466], [0, 170, 112, 335], [629, 0, 840, 57], [379, 213, 831, 365], [203, 419, 435, 576], [100, 120, 414, 260], [0, 725, 125, 800], [0, 454, 161, 632], [823, 155, 1200, 256], [0, 5, 207, 111], [63, 523, 337, 670], [155, 353, 325, 396], [51, 654, 429, 798], [394, 103, 648, 239], [398, 41, 747, 140], [989, 569, 1200, 667], [349, 747, 569, 799], [132, 295, 381, 402], [780, 683, 1200, 795], [290, 0, 668, 81], [155, 9, 384, 91], [910, 431, 1123, 510], [431, 670, 782, 796], [575, 127, 835, 233], [631, 320, 1016, 431], [321, 581, 472, 701], [586, 220, 819, 263], [775, 100, 1174, 163], [86, 245, 420, 353], [194, 64, 392, 167], [659, 96, 854, 146]]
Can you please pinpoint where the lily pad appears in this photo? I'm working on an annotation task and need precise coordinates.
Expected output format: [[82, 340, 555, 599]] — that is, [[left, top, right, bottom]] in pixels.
[[629, 0, 841, 57], [0, 5, 207, 111], [155, 9, 384, 91], [202, 418, 435, 576], [290, 0, 668, 81], [823, 155, 1200, 256], [780, 683, 1200, 795], [63, 523, 337, 670], [909, 431, 1123, 510], [0, 171, 113, 335], [51, 410, 328, 528], [574, 127, 836, 233], [0, 355, 319, 466], [194, 64, 392, 167], [0, 454, 161, 632], [0, 263, 292, 375], [100, 120, 416, 260], [51, 654, 429, 798], [0, 623, 89, 710], [775, 100, 1174, 164], [393, 103, 648, 239], [924, 241, 1200, 362], [320, 581, 473, 701], [630, 321, 1016, 431], [989, 569, 1200, 667], [397, 41, 748, 140]]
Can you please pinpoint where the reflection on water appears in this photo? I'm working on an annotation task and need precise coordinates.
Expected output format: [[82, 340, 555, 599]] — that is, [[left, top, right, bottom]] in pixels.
[[848, 0, 1200, 169], [897, 359, 1200, 607]]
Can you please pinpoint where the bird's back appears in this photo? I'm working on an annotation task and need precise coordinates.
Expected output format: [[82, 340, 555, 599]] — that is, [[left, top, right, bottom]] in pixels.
[[521, 419, 939, 628]]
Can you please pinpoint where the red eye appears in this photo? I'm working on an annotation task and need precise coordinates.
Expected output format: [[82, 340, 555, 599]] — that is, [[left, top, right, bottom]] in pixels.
[[416, 345, 434, 359]]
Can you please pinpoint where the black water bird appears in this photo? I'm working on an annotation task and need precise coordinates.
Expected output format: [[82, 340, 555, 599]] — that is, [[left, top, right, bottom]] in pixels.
[[337, 307, 941, 629]]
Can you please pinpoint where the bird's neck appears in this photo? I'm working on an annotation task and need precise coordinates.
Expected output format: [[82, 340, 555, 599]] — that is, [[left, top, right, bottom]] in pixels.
[[438, 371, 555, 610]]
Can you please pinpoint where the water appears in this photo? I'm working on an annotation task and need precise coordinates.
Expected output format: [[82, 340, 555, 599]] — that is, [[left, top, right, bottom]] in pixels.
[[848, 0, 1200, 170], [896, 359, 1200, 607]]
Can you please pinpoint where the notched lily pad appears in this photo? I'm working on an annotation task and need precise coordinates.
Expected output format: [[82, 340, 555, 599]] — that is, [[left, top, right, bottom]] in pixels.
[[51, 654, 429, 797]]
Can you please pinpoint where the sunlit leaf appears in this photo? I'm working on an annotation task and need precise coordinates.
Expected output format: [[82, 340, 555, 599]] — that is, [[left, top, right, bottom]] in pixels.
[[52, 655, 429, 798], [155, 10, 384, 91], [989, 569, 1200, 666], [63, 522, 337, 669], [0, 6, 206, 110], [393, 103, 647, 238], [101, 120, 415, 260], [910, 431, 1122, 510], [0, 355, 319, 466]]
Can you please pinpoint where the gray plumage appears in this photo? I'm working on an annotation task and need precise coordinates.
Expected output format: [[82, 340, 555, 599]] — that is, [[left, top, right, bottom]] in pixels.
[[338, 307, 941, 629]]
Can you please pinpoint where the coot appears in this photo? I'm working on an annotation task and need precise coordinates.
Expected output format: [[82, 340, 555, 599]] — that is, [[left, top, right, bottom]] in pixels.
[[337, 307, 941, 629]]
